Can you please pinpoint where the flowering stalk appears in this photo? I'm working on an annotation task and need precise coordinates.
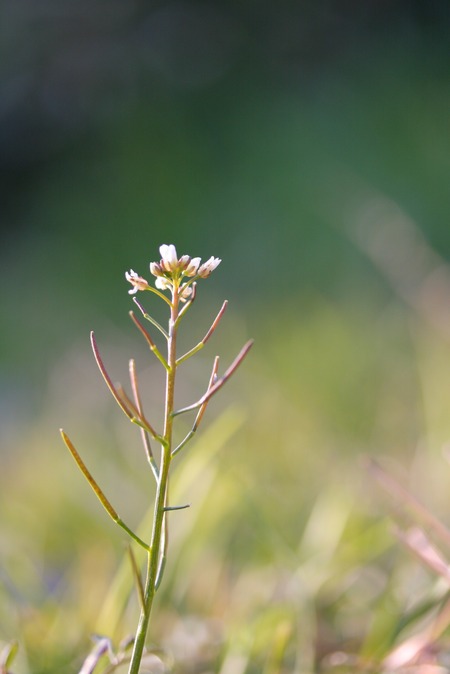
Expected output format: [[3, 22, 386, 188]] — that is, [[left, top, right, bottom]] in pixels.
[[61, 244, 253, 674]]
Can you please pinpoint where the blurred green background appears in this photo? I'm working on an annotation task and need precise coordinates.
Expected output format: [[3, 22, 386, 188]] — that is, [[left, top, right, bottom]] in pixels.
[[1, 1, 450, 672]]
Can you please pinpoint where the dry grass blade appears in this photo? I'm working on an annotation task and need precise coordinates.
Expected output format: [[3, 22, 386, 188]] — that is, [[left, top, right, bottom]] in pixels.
[[366, 458, 450, 550], [395, 526, 450, 584], [78, 637, 114, 674], [383, 592, 450, 672]]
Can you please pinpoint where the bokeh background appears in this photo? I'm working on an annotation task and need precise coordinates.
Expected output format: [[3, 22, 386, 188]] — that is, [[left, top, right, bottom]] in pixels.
[[1, 1, 450, 672]]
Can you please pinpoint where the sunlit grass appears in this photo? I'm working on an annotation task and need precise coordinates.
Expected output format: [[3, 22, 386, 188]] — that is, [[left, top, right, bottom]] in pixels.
[[2, 292, 450, 672]]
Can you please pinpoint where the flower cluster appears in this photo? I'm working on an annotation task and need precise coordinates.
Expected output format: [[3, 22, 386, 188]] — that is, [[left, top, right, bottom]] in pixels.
[[126, 244, 221, 299]]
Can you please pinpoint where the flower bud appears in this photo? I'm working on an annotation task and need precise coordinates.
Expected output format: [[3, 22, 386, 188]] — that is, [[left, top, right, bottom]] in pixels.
[[159, 244, 179, 272], [197, 257, 221, 278]]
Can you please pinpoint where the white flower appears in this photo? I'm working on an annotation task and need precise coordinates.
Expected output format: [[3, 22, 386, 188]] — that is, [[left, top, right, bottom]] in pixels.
[[159, 244, 179, 272], [125, 269, 149, 294], [146, 245, 221, 299], [155, 276, 171, 291], [184, 257, 201, 276], [198, 256, 221, 278], [179, 284, 193, 301]]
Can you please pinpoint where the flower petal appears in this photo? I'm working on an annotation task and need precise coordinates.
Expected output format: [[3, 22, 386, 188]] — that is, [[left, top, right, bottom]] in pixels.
[[185, 256, 201, 276], [155, 277, 171, 290], [179, 284, 193, 301], [198, 256, 221, 278], [125, 269, 149, 292], [160, 244, 178, 271]]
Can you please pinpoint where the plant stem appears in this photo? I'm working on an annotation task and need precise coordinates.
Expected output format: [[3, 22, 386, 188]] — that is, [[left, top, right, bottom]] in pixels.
[[127, 292, 179, 674]]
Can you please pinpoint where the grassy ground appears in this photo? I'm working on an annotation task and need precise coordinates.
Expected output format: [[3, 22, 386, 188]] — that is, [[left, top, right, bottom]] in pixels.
[[3, 271, 450, 673]]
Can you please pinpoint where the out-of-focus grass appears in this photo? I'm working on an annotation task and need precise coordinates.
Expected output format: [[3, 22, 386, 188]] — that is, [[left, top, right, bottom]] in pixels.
[[3, 274, 450, 672]]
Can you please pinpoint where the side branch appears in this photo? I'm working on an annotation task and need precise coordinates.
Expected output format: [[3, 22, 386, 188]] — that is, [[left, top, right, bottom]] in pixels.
[[129, 359, 159, 481], [176, 301, 228, 366], [202, 300, 228, 345], [132, 298, 169, 339], [143, 284, 173, 308], [172, 356, 219, 456], [115, 385, 161, 440], [60, 430, 151, 552], [173, 339, 254, 417], [129, 312, 169, 370], [175, 283, 197, 326], [91, 332, 161, 440], [163, 504, 190, 511]]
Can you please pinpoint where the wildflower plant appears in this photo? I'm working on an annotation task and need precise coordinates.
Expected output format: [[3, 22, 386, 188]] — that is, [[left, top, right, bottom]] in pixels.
[[60, 244, 253, 673]]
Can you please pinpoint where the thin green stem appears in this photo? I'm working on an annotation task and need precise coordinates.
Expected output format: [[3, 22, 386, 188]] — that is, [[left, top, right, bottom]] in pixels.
[[129, 312, 169, 370], [127, 289, 179, 674], [144, 285, 173, 308], [163, 504, 190, 511], [176, 300, 227, 365], [174, 282, 197, 327], [176, 341, 204, 366], [133, 298, 169, 339]]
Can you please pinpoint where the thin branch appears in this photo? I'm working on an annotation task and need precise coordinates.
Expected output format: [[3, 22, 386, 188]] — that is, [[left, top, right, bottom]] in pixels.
[[176, 301, 228, 365], [163, 504, 191, 511], [115, 384, 160, 440], [142, 285, 173, 307], [175, 282, 197, 325], [202, 300, 228, 345], [91, 332, 161, 440], [129, 312, 169, 370], [172, 356, 219, 456], [91, 331, 136, 420], [129, 359, 159, 481], [193, 355, 219, 428], [173, 339, 254, 417], [60, 430, 151, 552], [132, 298, 169, 339]]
